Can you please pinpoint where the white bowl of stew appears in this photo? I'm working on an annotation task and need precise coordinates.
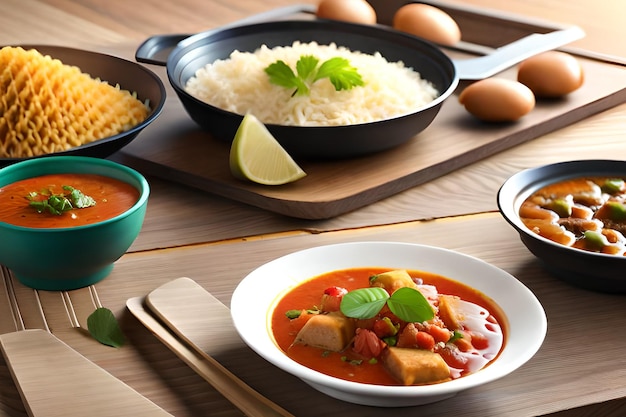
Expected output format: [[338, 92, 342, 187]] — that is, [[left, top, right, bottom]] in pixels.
[[0, 155, 149, 290], [230, 241, 546, 407], [498, 159, 626, 293]]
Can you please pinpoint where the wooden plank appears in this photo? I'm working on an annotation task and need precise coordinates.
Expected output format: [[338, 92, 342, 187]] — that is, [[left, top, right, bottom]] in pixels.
[[0, 330, 173, 417]]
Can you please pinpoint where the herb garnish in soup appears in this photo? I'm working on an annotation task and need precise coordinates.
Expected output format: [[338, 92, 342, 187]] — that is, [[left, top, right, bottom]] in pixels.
[[27, 185, 96, 215], [0, 173, 139, 228], [520, 176, 626, 255], [272, 268, 505, 386]]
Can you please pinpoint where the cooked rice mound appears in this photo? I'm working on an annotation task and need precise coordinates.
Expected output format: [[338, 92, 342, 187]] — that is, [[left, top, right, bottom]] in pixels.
[[0, 46, 149, 158], [185, 41, 439, 127]]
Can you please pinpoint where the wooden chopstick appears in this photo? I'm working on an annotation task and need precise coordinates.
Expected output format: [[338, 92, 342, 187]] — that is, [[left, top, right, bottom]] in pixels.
[[126, 297, 295, 417]]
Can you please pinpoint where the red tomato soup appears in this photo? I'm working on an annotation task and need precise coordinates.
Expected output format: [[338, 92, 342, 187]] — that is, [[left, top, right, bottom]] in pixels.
[[271, 267, 507, 386], [0, 173, 139, 228]]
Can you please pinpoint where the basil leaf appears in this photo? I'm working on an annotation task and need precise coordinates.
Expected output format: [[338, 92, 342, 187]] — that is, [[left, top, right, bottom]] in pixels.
[[387, 287, 434, 323], [87, 307, 125, 348], [340, 287, 389, 319]]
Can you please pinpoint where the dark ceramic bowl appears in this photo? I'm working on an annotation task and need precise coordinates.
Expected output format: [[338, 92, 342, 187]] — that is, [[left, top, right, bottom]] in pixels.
[[139, 19, 458, 160], [497, 160, 626, 293], [0, 45, 166, 167]]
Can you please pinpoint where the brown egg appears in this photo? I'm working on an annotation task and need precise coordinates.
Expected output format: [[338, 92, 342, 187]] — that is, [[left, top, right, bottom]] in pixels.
[[316, 0, 377, 24], [517, 51, 584, 98], [392, 3, 461, 46], [458, 78, 536, 122]]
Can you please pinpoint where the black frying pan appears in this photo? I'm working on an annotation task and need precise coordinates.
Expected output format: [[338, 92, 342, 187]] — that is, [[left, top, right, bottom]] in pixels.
[[138, 19, 457, 160], [135, 5, 583, 160], [0, 46, 166, 167]]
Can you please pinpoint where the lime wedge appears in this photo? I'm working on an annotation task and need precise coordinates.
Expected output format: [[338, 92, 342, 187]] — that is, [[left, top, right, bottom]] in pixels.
[[229, 113, 306, 185]]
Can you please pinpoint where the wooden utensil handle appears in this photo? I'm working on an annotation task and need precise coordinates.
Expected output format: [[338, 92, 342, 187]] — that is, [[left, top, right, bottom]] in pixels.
[[127, 296, 295, 417]]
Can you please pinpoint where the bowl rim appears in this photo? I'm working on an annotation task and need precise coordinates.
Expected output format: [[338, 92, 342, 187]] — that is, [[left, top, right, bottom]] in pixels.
[[0, 155, 150, 231], [497, 158, 626, 260], [230, 241, 546, 404]]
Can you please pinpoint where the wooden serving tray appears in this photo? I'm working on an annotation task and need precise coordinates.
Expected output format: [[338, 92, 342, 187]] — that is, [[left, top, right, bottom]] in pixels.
[[118, 1, 626, 219]]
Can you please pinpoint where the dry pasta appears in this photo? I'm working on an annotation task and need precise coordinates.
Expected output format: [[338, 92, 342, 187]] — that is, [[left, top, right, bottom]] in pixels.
[[0, 46, 149, 158]]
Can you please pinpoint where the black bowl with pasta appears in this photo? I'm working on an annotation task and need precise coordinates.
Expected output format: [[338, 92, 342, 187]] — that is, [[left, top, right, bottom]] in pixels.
[[498, 160, 626, 293], [137, 19, 457, 160], [0, 45, 166, 167]]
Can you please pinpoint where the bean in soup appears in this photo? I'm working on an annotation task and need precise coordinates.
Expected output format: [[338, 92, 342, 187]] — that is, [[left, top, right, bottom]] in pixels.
[[520, 177, 626, 255], [271, 268, 505, 386], [0, 173, 139, 228]]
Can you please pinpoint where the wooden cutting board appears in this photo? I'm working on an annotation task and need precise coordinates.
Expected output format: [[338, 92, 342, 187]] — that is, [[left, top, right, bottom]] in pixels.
[[0, 329, 173, 417], [118, 2, 626, 220]]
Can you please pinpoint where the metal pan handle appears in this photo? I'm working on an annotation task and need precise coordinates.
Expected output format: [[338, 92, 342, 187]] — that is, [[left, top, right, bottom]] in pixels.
[[453, 25, 585, 80], [135, 4, 316, 65], [135, 34, 190, 65]]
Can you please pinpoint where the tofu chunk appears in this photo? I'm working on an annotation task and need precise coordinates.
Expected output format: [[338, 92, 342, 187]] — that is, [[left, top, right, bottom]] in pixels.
[[438, 294, 464, 331], [383, 347, 450, 385], [294, 312, 356, 352], [370, 270, 417, 294]]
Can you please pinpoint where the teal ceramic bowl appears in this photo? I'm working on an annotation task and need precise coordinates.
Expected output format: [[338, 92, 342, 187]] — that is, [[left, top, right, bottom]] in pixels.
[[0, 156, 149, 290]]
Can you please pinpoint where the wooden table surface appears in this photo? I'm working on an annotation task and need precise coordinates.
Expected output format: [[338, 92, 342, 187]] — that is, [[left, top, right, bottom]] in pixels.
[[1, 1, 625, 416]]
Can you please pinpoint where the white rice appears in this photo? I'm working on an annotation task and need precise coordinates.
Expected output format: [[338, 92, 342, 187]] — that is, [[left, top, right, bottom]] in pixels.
[[185, 41, 439, 127]]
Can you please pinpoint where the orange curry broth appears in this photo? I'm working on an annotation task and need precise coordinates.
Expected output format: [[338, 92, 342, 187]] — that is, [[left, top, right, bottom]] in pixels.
[[0, 173, 139, 228], [271, 267, 508, 386]]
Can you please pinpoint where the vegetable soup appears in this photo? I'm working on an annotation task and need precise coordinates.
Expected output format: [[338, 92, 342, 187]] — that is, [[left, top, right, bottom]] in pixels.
[[0, 173, 139, 228], [271, 267, 506, 386], [520, 176, 626, 255]]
